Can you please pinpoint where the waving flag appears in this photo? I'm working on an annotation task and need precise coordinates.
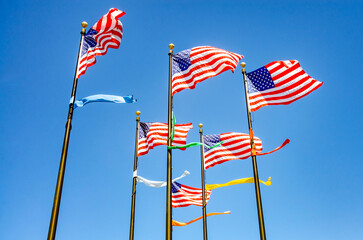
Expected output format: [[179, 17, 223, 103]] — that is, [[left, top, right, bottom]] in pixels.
[[134, 170, 190, 188], [206, 177, 271, 190], [73, 94, 135, 109], [172, 46, 243, 95], [172, 182, 212, 208], [138, 122, 193, 156], [172, 211, 231, 226], [246, 60, 323, 111], [77, 8, 126, 78], [203, 132, 262, 169]]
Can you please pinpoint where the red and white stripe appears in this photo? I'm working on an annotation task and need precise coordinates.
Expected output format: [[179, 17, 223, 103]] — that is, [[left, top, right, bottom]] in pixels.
[[204, 132, 262, 169], [248, 60, 323, 111], [138, 122, 193, 156], [172, 183, 212, 208], [172, 46, 243, 95], [76, 8, 125, 78]]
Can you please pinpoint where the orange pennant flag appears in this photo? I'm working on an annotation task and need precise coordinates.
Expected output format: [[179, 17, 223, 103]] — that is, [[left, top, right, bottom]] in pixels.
[[249, 129, 257, 156], [172, 211, 231, 227]]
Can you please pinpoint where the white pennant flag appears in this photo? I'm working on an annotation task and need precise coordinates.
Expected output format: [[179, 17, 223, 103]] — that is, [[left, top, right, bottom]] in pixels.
[[134, 170, 190, 188]]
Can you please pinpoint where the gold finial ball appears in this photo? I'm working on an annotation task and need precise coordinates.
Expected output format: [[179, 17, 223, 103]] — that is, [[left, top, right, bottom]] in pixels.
[[240, 62, 246, 68], [136, 111, 141, 116], [198, 123, 203, 128], [169, 43, 175, 50], [81, 21, 88, 28]]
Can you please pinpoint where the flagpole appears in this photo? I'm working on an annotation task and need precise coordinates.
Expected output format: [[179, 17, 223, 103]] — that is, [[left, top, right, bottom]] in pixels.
[[129, 111, 141, 240], [166, 43, 174, 240], [47, 21, 88, 240], [240, 62, 267, 240], [198, 123, 208, 240]]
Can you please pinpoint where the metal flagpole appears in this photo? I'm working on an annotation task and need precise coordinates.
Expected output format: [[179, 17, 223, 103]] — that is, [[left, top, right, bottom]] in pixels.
[[198, 123, 208, 240], [166, 43, 174, 240], [47, 21, 88, 240], [240, 62, 267, 240], [129, 111, 141, 240]]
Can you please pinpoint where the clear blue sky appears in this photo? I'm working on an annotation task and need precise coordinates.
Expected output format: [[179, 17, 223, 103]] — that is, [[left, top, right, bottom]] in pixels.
[[1, 1, 362, 240]]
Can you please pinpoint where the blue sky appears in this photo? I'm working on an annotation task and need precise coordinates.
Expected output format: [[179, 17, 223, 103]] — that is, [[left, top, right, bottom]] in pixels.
[[1, 1, 362, 240]]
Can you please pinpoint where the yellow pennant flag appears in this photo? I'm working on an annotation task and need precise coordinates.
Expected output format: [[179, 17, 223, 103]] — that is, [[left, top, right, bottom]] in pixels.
[[205, 177, 271, 190], [172, 211, 231, 227]]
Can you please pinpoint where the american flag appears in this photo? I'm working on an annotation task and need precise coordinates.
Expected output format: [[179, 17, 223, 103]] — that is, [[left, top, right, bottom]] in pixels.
[[138, 122, 193, 156], [172, 46, 243, 95], [172, 182, 212, 208], [76, 8, 125, 78], [203, 132, 262, 169], [246, 60, 323, 112]]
